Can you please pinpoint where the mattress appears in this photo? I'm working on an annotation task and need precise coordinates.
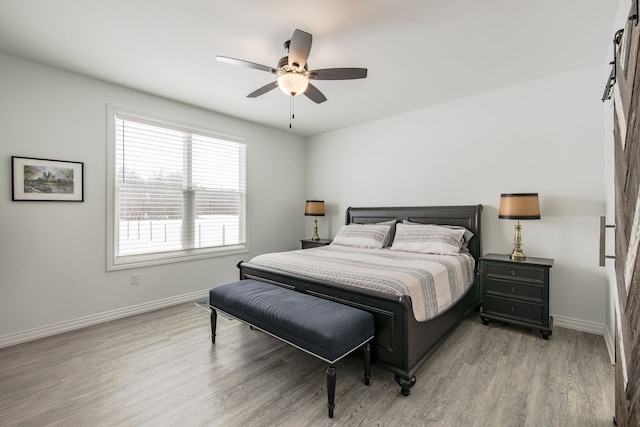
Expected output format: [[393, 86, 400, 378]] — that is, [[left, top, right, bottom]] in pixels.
[[249, 245, 476, 322]]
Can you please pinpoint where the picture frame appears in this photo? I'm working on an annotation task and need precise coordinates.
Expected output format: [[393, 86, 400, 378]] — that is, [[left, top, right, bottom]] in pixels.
[[12, 156, 84, 202]]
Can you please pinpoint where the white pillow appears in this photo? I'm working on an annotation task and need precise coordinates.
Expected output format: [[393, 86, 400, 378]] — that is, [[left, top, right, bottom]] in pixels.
[[391, 223, 465, 254], [331, 224, 391, 249]]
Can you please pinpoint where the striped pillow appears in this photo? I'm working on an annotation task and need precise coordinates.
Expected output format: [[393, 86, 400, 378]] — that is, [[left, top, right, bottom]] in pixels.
[[403, 220, 473, 248], [391, 223, 464, 254], [331, 224, 391, 249], [355, 219, 397, 247]]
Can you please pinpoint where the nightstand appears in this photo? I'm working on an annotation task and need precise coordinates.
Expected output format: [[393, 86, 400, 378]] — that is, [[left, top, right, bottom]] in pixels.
[[479, 253, 554, 339], [300, 239, 332, 249]]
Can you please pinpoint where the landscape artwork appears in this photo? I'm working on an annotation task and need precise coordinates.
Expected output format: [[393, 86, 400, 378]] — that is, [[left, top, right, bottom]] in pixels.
[[23, 165, 74, 194], [12, 156, 84, 201]]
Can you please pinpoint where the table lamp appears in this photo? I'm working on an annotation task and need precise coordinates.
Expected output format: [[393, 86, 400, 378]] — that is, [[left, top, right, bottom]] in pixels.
[[499, 193, 540, 260], [305, 200, 325, 241]]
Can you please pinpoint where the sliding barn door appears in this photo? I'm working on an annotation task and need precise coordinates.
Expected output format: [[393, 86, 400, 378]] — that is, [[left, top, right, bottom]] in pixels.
[[611, 3, 640, 425]]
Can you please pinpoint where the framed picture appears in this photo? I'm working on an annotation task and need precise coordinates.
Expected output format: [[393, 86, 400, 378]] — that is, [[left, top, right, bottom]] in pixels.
[[12, 156, 84, 202]]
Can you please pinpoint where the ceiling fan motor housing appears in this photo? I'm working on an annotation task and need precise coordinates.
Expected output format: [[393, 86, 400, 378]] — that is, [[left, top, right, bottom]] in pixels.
[[277, 56, 307, 73]]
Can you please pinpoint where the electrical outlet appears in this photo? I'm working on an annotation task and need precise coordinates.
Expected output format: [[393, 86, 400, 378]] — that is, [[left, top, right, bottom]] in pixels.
[[131, 273, 141, 286]]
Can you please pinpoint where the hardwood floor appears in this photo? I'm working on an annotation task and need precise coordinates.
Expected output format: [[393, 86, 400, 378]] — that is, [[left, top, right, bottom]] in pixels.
[[0, 303, 613, 426]]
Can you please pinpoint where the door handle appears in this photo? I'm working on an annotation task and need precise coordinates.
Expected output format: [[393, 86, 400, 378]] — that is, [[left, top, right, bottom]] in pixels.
[[599, 216, 616, 266]]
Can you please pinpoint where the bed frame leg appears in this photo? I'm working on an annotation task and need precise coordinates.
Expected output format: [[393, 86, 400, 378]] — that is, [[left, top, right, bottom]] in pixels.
[[326, 365, 336, 418], [210, 309, 217, 344], [394, 374, 416, 396], [363, 342, 371, 386]]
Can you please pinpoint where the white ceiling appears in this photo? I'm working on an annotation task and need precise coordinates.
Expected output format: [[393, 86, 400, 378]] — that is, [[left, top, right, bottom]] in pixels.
[[0, 0, 620, 137]]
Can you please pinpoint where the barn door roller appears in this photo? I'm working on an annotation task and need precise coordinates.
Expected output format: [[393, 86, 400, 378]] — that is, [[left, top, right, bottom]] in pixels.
[[602, 29, 625, 101]]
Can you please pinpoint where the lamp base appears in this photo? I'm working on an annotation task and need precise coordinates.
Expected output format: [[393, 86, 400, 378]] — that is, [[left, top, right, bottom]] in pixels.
[[510, 221, 526, 261], [312, 216, 320, 241]]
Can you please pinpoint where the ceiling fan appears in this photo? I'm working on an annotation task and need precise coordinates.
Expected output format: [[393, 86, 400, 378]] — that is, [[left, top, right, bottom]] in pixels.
[[216, 29, 367, 104]]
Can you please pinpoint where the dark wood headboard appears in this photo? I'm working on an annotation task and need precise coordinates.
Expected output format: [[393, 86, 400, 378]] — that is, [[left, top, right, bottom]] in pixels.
[[345, 205, 483, 268]]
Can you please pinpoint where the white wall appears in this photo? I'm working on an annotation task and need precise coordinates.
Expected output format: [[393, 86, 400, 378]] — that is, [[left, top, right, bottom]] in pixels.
[[306, 65, 607, 330], [0, 54, 305, 342], [0, 50, 611, 344]]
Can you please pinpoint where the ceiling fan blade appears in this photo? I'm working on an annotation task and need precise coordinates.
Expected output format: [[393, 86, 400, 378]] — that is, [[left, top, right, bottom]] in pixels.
[[304, 83, 327, 104], [216, 56, 277, 74], [288, 29, 312, 69], [308, 68, 368, 80], [247, 81, 278, 98]]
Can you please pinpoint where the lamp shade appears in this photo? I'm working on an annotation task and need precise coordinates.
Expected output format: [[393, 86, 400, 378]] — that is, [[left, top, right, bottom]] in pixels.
[[499, 193, 541, 220], [278, 73, 309, 96], [304, 200, 325, 216]]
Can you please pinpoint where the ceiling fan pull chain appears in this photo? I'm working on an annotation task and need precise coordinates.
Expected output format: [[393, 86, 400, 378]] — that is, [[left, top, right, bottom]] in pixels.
[[289, 96, 294, 129]]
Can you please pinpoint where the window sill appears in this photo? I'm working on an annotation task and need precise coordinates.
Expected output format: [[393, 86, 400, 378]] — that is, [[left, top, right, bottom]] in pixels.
[[107, 245, 249, 271]]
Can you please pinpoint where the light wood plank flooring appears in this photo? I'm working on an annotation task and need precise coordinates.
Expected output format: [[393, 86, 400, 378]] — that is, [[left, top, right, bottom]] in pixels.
[[0, 303, 613, 426]]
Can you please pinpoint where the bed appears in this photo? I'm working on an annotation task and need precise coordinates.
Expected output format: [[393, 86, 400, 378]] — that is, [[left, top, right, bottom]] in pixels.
[[237, 205, 482, 395]]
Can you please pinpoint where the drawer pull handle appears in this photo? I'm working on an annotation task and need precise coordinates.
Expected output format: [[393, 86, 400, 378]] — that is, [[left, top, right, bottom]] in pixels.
[[510, 270, 516, 276]]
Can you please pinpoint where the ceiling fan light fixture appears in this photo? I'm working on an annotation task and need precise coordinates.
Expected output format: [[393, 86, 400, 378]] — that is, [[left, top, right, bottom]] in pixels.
[[277, 73, 308, 96]]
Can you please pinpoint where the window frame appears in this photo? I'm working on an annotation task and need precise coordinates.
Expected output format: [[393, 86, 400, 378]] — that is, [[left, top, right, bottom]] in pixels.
[[106, 105, 249, 271]]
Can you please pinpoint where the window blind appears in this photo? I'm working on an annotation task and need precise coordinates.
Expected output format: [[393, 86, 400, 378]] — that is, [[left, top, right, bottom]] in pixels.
[[112, 112, 246, 264]]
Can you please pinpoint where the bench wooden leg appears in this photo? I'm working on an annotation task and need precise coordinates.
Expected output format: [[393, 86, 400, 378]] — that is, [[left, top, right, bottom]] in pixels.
[[363, 342, 371, 386], [210, 309, 217, 344], [326, 365, 336, 418]]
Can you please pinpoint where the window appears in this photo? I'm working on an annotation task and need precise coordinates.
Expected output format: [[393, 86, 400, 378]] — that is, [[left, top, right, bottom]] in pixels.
[[107, 108, 247, 270]]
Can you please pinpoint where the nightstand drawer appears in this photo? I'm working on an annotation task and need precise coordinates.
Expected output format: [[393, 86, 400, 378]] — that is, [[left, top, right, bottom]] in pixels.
[[485, 262, 544, 283], [483, 295, 544, 325], [484, 278, 543, 302]]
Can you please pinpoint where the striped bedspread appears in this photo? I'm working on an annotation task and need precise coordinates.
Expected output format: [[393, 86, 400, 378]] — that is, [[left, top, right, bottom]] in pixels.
[[249, 245, 476, 322]]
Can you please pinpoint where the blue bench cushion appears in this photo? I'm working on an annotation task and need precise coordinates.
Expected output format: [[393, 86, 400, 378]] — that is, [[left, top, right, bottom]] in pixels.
[[209, 279, 374, 363]]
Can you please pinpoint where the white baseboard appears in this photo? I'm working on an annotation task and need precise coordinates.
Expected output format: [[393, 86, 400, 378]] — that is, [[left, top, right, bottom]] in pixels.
[[1, 298, 618, 364], [553, 314, 605, 335], [0, 289, 209, 349], [603, 324, 615, 365]]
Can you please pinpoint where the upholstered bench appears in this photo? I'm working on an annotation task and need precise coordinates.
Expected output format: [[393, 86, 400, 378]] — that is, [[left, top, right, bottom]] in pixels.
[[209, 279, 375, 418]]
